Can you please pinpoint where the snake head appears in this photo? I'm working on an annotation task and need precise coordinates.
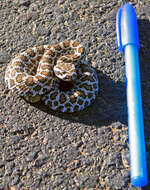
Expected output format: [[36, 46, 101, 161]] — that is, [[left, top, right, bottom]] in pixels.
[[54, 55, 78, 82]]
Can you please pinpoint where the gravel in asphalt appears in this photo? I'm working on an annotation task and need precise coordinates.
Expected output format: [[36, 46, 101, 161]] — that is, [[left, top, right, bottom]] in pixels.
[[0, 0, 150, 189]]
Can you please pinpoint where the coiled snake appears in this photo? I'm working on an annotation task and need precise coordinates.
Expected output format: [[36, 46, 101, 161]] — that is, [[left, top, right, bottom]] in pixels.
[[5, 40, 99, 112]]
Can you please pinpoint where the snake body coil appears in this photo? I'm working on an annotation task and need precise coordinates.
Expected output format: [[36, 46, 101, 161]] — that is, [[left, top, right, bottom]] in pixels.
[[5, 40, 99, 112]]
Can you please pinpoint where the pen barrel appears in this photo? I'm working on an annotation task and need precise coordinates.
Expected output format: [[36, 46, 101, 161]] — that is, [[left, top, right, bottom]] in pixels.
[[125, 45, 148, 187]]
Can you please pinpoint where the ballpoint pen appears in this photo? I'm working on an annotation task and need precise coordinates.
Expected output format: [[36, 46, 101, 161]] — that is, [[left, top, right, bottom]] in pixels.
[[116, 3, 148, 187]]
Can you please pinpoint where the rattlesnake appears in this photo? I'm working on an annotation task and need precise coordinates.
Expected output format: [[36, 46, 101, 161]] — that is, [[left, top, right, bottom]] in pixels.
[[5, 40, 99, 112]]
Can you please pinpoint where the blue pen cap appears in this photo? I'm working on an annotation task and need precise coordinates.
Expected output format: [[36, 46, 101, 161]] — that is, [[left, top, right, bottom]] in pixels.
[[116, 3, 140, 52]]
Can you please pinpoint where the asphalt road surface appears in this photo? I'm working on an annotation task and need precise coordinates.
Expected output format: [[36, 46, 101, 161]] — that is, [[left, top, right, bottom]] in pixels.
[[0, 0, 150, 189]]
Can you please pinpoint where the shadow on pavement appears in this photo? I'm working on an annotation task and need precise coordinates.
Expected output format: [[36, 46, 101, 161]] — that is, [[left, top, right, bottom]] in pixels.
[[138, 19, 150, 190], [29, 19, 150, 131], [30, 70, 127, 127]]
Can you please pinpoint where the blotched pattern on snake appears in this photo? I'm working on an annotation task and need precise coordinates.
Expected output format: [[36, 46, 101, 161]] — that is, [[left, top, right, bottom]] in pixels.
[[5, 40, 99, 112]]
